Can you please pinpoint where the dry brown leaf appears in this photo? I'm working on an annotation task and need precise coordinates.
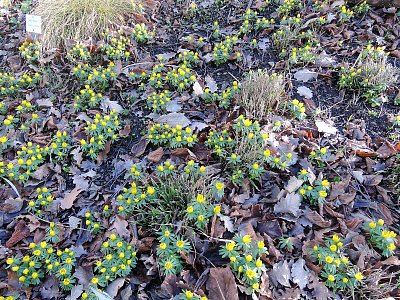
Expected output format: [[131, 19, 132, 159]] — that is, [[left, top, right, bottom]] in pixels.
[[111, 216, 130, 238], [305, 211, 331, 228], [60, 187, 83, 210], [206, 268, 239, 300], [147, 147, 164, 162], [6, 220, 31, 248]]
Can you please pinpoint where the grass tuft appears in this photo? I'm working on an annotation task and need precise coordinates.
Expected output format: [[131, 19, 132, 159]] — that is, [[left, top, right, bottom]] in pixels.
[[32, 0, 139, 49], [237, 70, 285, 120]]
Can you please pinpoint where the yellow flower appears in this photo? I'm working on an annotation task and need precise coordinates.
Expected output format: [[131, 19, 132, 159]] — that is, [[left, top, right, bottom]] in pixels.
[[246, 269, 256, 279], [197, 194, 205, 203], [185, 290, 194, 299], [164, 261, 173, 270], [187, 206, 194, 214], [176, 240, 185, 248], [377, 219, 384, 226], [369, 221, 376, 229], [226, 242, 235, 251], [242, 235, 252, 244], [321, 180, 329, 187], [257, 241, 265, 249], [382, 230, 391, 239], [327, 275, 335, 282], [213, 205, 221, 214], [215, 182, 224, 191], [329, 245, 337, 252], [91, 277, 99, 284], [252, 283, 260, 290], [319, 190, 327, 198], [245, 255, 253, 262], [343, 277, 349, 283], [354, 272, 363, 281], [325, 256, 334, 264], [387, 243, 396, 251]]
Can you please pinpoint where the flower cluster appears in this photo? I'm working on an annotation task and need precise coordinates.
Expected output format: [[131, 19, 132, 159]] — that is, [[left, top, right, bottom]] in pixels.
[[212, 36, 239, 65], [205, 116, 292, 183], [49, 131, 71, 162], [27, 187, 54, 215], [100, 32, 131, 60], [0, 72, 42, 97], [67, 43, 91, 62], [146, 90, 172, 112], [19, 40, 40, 63], [166, 64, 196, 92], [0, 142, 49, 183], [202, 81, 240, 108], [73, 62, 117, 90], [365, 219, 397, 257], [92, 234, 138, 287], [80, 111, 121, 159], [338, 4, 354, 23], [312, 235, 363, 292], [178, 50, 200, 67], [146, 123, 198, 148], [45, 222, 61, 244], [284, 45, 317, 66], [116, 181, 156, 215], [131, 23, 154, 43], [6, 242, 77, 290], [338, 45, 397, 106], [186, 189, 221, 230], [277, 0, 302, 15], [287, 99, 306, 120], [74, 85, 105, 110], [85, 212, 103, 234], [220, 234, 268, 293], [157, 227, 191, 275], [309, 147, 331, 167], [354, 1, 370, 14], [297, 173, 330, 205]]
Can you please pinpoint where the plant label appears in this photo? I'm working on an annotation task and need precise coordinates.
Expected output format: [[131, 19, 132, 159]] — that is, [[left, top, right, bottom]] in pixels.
[[26, 14, 42, 34]]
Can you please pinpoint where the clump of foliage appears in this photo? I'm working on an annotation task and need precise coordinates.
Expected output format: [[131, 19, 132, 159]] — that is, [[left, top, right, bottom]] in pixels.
[[99, 30, 131, 60], [212, 36, 239, 65], [146, 123, 197, 148], [220, 234, 268, 294], [19, 40, 41, 63], [0, 72, 42, 97], [156, 227, 191, 275], [297, 170, 330, 205], [33, 0, 141, 49], [6, 242, 77, 290], [364, 219, 397, 257], [338, 45, 399, 106], [73, 85, 105, 110], [206, 116, 296, 183], [312, 235, 364, 292], [131, 23, 154, 43], [80, 110, 121, 159], [237, 70, 285, 120], [117, 161, 223, 231], [92, 234, 138, 287], [202, 81, 240, 109]]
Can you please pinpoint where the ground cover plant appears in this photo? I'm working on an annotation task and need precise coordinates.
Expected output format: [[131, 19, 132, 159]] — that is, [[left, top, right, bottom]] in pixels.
[[0, 0, 399, 299]]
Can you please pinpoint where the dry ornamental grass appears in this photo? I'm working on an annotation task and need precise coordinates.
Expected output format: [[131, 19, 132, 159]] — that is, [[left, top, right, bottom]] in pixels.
[[33, 0, 139, 49]]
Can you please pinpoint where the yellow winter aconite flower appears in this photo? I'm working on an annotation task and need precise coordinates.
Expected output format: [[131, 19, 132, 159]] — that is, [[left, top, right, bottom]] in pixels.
[[354, 272, 363, 281], [215, 182, 224, 190], [242, 235, 252, 244], [325, 256, 334, 264], [226, 242, 236, 251]]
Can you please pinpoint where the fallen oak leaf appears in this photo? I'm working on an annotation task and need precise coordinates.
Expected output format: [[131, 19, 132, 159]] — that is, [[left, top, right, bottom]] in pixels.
[[206, 267, 239, 300], [147, 147, 164, 162], [60, 187, 83, 210], [305, 210, 331, 228], [6, 220, 31, 248]]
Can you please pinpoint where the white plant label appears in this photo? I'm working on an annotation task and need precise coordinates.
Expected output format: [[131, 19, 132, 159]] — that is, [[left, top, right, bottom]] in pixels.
[[26, 14, 42, 34]]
